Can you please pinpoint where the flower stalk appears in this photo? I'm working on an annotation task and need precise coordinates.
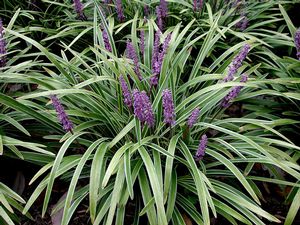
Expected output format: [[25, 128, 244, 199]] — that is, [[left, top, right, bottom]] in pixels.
[[187, 107, 200, 128], [126, 41, 142, 80], [195, 134, 207, 161], [162, 89, 175, 126], [295, 29, 300, 60], [74, 0, 87, 20], [221, 73, 248, 107], [150, 32, 171, 86], [119, 75, 132, 108], [0, 19, 6, 67], [50, 95, 73, 132], [116, 0, 125, 22], [223, 44, 250, 82], [133, 89, 155, 127]]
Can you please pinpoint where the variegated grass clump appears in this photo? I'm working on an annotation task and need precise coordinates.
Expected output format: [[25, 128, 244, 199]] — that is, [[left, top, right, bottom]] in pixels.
[[0, 1, 299, 225]]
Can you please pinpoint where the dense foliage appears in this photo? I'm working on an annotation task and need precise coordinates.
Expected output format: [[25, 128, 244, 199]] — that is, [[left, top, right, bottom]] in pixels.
[[0, 0, 300, 225]]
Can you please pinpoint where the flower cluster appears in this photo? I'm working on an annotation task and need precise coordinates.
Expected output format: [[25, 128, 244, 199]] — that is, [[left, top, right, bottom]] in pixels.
[[159, 0, 168, 18], [156, 0, 168, 30], [195, 134, 208, 161], [73, 0, 86, 20], [221, 73, 248, 107], [0, 19, 6, 67], [187, 107, 200, 128], [144, 5, 150, 17], [150, 31, 161, 85], [140, 30, 145, 56], [119, 75, 132, 108], [126, 41, 142, 80], [156, 7, 163, 31], [102, 27, 112, 52], [193, 0, 203, 11], [150, 32, 172, 86], [223, 44, 250, 82], [50, 95, 73, 132], [151, 31, 161, 70], [236, 11, 248, 31], [162, 89, 175, 126], [295, 28, 300, 60], [116, 0, 125, 22], [133, 89, 155, 127]]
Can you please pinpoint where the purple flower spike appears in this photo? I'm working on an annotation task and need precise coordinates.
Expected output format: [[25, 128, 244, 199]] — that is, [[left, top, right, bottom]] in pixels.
[[295, 29, 300, 60], [156, 0, 167, 30], [156, 6, 163, 31], [221, 74, 248, 108], [151, 31, 161, 70], [240, 17, 248, 31], [150, 74, 159, 86], [133, 89, 155, 127], [199, 0, 203, 10], [193, 0, 197, 11], [126, 41, 142, 80], [102, 28, 112, 52], [150, 32, 160, 85], [159, 0, 168, 18], [187, 107, 200, 128], [0, 19, 6, 67], [144, 5, 150, 17], [50, 95, 73, 132], [151, 32, 171, 86], [140, 30, 145, 55], [133, 90, 144, 122], [162, 89, 175, 126], [116, 0, 125, 22], [195, 134, 207, 161], [153, 33, 171, 76], [193, 0, 203, 11], [158, 33, 171, 63], [223, 44, 250, 82], [73, 0, 86, 20], [0, 19, 4, 36], [119, 75, 132, 108], [236, 11, 248, 31]]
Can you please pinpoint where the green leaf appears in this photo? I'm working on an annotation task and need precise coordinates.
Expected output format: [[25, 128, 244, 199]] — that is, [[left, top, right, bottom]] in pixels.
[[0, 206, 15, 225], [61, 139, 105, 225], [42, 132, 86, 217], [279, 4, 296, 37], [138, 146, 168, 225], [124, 148, 134, 199], [284, 187, 300, 225], [109, 120, 135, 149], [0, 114, 30, 136], [102, 142, 132, 188], [139, 197, 155, 216], [164, 134, 180, 200], [89, 142, 109, 223], [105, 164, 125, 225], [0, 93, 60, 131], [207, 149, 260, 204], [179, 140, 212, 225]]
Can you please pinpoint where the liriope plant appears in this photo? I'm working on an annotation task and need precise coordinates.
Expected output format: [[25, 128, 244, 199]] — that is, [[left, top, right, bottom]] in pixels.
[[0, 1, 299, 225], [0, 182, 32, 225], [0, 10, 56, 160]]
